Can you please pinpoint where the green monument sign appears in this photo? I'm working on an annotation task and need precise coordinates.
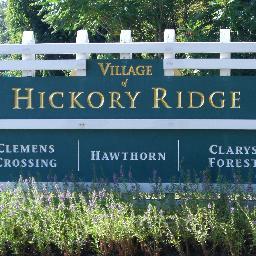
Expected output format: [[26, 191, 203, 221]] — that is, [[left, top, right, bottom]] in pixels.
[[0, 60, 255, 183]]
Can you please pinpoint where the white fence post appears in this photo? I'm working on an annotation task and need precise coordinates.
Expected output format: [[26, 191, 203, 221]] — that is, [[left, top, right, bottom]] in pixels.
[[120, 30, 132, 59], [1, 29, 256, 73], [22, 31, 35, 77], [75, 30, 88, 76], [164, 29, 175, 76], [220, 29, 231, 76]]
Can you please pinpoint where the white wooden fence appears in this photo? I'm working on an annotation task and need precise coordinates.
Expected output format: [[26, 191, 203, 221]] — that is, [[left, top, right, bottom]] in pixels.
[[0, 28, 256, 131], [1, 29, 256, 191], [1, 28, 256, 77]]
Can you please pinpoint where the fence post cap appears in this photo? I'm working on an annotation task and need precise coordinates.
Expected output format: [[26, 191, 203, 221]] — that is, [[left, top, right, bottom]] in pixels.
[[120, 30, 132, 43], [220, 28, 231, 32], [164, 29, 175, 42], [22, 31, 35, 44], [76, 30, 88, 42]]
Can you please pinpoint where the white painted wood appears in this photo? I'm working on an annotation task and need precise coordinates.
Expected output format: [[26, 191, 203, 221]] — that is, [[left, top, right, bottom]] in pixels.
[[2, 42, 256, 55], [164, 58, 256, 69], [0, 59, 86, 71], [120, 30, 132, 59], [3, 58, 255, 71], [0, 182, 254, 192], [76, 30, 88, 76], [22, 31, 35, 77], [0, 29, 255, 72], [0, 182, 172, 192], [164, 29, 175, 76], [220, 29, 231, 76], [1, 119, 256, 130]]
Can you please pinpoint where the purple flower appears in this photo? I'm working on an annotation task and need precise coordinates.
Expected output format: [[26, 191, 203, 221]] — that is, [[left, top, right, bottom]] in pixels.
[[59, 193, 65, 202], [54, 184, 60, 192], [128, 169, 133, 180], [247, 184, 253, 193], [113, 173, 117, 183], [42, 184, 47, 192], [47, 195, 52, 204], [153, 169, 157, 180], [14, 202, 19, 209], [98, 189, 106, 200], [88, 191, 97, 209], [120, 165, 124, 177], [208, 203, 212, 209], [0, 205, 4, 213], [230, 207, 235, 213], [66, 191, 71, 200], [58, 204, 65, 210], [69, 203, 75, 211], [8, 210, 15, 217]]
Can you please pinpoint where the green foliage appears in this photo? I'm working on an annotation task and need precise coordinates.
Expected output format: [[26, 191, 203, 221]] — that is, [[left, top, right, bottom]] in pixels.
[[36, 0, 169, 42], [0, 0, 8, 44], [5, 0, 76, 76], [6, 0, 31, 43], [0, 180, 253, 255], [34, 0, 209, 43], [2, 0, 256, 76]]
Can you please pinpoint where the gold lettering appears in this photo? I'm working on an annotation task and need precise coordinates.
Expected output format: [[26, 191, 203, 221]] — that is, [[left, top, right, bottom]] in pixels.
[[128, 66, 136, 76], [188, 91, 205, 108], [87, 92, 104, 108], [209, 91, 225, 108], [98, 63, 153, 76], [12, 88, 33, 109], [122, 66, 127, 75], [230, 91, 240, 108], [177, 91, 183, 108], [109, 92, 125, 108], [49, 92, 64, 109], [38, 92, 45, 109], [110, 66, 114, 76], [115, 66, 122, 76], [152, 88, 172, 108], [98, 63, 111, 76], [146, 66, 153, 75], [135, 66, 145, 76], [125, 91, 141, 108], [69, 92, 85, 108]]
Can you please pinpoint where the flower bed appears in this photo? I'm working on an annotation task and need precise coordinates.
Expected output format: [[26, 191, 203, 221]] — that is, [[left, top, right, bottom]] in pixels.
[[0, 181, 255, 256]]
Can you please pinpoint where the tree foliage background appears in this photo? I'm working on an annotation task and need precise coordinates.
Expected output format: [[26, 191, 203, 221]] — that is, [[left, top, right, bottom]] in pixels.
[[0, 0, 256, 75]]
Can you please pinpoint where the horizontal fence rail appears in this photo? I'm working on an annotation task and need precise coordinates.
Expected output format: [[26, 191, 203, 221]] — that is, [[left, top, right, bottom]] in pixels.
[[0, 29, 255, 76], [1, 30, 256, 190], [164, 59, 256, 69], [0, 60, 86, 71], [2, 42, 256, 54]]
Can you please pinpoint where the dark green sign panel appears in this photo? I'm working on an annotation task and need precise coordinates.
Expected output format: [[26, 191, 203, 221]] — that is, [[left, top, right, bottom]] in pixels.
[[0, 130, 255, 183], [0, 60, 256, 182], [0, 60, 254, 119]]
